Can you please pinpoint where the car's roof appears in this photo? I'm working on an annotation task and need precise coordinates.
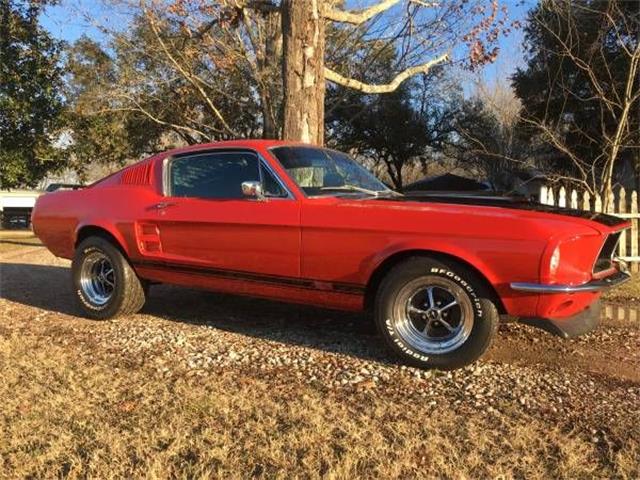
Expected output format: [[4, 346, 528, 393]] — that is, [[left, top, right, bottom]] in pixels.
[[159, 139, 310, 158]]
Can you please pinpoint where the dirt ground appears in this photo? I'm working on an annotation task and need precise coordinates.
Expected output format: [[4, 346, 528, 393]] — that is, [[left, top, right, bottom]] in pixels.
[[1, 237, 639, 478]]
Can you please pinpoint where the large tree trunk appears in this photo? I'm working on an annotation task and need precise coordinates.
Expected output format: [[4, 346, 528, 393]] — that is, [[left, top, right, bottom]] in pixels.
[[281, 0, 325, 145]]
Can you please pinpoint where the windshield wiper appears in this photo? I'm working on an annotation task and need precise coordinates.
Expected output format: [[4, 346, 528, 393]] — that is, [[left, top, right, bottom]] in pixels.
[[319, 184, 401, 197]]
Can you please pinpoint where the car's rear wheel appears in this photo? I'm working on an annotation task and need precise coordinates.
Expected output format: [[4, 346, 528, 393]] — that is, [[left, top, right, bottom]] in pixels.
[[72, 236, 146, 319], [374, 256, 499, 370]]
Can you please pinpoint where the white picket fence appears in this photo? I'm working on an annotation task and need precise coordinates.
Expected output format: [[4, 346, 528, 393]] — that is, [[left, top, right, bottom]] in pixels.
[[539, 185, 640, 268]]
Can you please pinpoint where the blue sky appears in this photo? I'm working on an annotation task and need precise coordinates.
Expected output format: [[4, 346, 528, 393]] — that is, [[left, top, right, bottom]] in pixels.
[[40, 0, 533, 91], [41, 0, 107, 43]]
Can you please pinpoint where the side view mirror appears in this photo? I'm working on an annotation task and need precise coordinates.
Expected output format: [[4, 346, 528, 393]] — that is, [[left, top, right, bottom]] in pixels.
[[241, 181, 265, 200]]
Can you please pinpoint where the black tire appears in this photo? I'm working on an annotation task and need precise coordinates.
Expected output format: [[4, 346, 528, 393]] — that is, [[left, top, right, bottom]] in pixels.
[[72, 236, 146, 320], [374, 256, 499, 370]]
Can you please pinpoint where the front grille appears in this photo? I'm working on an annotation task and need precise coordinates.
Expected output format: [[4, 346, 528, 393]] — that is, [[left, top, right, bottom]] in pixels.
[[593, 232, 621, 273]]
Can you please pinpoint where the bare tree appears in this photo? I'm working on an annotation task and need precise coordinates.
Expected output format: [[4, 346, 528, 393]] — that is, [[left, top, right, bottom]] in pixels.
[[452, 77, 529, 190], [513, 0, 640, 208], [209, 0, 511, 144], [71, 0, 511, 151], [328, 66, 462, 189], [72, 0, 284, 144], [282, 0, 509, 144]]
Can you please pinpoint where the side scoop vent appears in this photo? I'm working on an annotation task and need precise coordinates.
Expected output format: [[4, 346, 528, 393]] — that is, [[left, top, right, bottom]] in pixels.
[[121, 162, 152, 185]]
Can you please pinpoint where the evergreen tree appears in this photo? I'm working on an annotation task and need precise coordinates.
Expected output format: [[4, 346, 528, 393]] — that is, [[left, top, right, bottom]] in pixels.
[[0, 0, 65, 188]]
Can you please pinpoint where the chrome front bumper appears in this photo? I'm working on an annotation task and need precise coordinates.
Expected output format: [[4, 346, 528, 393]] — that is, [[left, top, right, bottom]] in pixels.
[[510, 269, 631, 293]]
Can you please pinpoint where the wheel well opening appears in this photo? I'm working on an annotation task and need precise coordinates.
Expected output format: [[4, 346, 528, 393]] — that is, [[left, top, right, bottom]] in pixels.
[[75, 226, 126, 255], [364, 250, 506, 315]]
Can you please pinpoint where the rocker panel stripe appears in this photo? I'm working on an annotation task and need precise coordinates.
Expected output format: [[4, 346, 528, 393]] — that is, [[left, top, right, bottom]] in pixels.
[[133, 260, 365, 295]]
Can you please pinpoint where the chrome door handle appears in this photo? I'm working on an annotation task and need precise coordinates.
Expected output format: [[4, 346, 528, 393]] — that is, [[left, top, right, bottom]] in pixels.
[[153, 202, 177, 210]]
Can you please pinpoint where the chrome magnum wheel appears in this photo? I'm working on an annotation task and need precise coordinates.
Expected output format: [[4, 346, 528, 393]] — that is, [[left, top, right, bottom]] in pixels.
[[79, 251, 116, 306], [374, 256, 499, 370], [393, 279, 474, 355], [72, 236, 146, 319]]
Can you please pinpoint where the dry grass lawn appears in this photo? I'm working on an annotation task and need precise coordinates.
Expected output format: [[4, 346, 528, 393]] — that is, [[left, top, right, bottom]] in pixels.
[[1, 331, 637, 479]]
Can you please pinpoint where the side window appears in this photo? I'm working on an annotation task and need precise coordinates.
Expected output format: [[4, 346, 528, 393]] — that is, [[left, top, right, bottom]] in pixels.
[[261, 165, 288, 198], [170, 152, 259, 199]]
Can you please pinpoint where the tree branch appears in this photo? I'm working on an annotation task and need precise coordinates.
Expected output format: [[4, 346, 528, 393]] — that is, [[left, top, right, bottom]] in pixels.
[[224, 1, 279, 14], [325, 0, 440, 24], [145, 10, 238, 136], [324, 53, 448, 93], [324, 0, 402, 24]]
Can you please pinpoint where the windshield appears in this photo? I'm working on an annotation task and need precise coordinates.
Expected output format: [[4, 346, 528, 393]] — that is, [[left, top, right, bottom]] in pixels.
[[270, 146, 394, 197]]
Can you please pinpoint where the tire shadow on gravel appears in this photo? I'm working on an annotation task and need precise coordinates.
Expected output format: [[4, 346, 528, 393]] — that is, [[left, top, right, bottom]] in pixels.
[[147, 283, 394, 364], [1, 263, 78, 316], [1, 262, 394, 364]]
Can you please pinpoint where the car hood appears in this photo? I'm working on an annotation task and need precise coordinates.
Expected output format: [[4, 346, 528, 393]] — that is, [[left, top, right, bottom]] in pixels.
[[366, 192, 628, 233]]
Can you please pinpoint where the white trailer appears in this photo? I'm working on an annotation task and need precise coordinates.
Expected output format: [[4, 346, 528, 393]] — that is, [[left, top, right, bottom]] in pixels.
[[0, 190, 42, 229]]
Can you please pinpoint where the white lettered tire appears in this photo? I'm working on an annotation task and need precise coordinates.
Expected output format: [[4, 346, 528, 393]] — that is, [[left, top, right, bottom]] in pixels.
[[374, 256, 499, 370], [72, 236, 146, 319]]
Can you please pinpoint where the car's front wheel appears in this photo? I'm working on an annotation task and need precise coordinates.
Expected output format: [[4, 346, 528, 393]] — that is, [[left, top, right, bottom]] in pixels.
[[374, 257, 499, 370], [72, 236, 146, 319]]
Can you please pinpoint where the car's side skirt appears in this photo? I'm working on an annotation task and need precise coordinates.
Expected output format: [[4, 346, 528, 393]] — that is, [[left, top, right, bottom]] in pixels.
[[133, 260, 366, 311]]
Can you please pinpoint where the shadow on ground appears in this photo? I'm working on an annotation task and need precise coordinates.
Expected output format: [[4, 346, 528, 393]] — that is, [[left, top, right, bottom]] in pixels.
[[1, 262, 392, 364], [0, 240, 42, 247]]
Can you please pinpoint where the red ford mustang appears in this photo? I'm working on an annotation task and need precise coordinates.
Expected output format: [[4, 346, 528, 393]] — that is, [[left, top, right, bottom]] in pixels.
[[32, 140, 631, 369]]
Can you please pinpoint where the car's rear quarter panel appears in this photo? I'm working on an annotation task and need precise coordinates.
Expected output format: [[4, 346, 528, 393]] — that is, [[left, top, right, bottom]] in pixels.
[[33, 182, 159, 260], [32, 190, 84, 258]]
